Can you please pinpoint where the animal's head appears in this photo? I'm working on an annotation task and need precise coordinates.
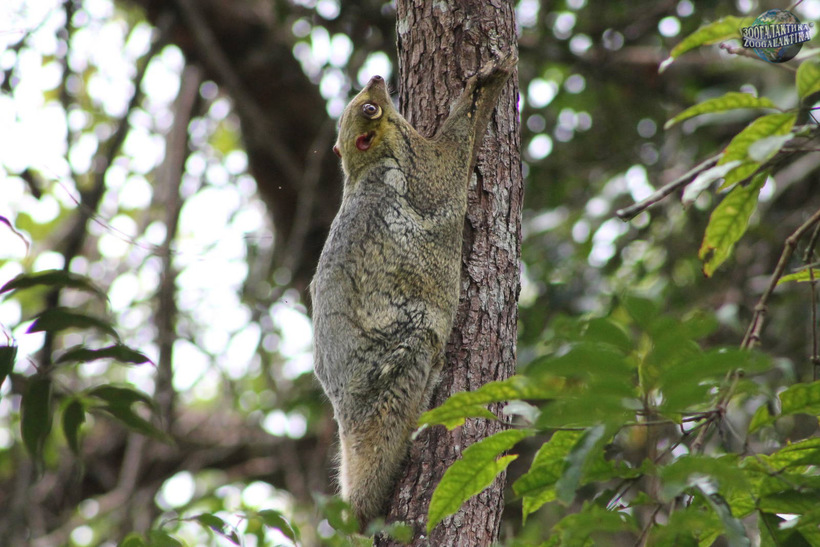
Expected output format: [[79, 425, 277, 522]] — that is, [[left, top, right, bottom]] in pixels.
[[334, 76, 397, 177]]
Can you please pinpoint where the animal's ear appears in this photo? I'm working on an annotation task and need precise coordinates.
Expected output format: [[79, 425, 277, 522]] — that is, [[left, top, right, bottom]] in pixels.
[[333, 145, 341, 158]]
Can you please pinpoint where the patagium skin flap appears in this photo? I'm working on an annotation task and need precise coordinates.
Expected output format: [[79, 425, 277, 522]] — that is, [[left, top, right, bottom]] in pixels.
[[310, 52, 516, 529]]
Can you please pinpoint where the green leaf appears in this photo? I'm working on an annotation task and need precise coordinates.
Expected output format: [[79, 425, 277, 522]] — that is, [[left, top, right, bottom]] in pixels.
[[758, 492, 820, 515], [257, 509, 299, 542], [650, 505, 718, 545], [717, 113, 796, 189], [555, 424, 606, 504], [658, 349, 770, 413], [0, 269, 107, 300], [420, 376, 550, 430], [62, 398, 86, 454], [98, 403, 172, 444], [621, 295, 660, 331], [747, 134, 794, 163], [148, 531, 183, 547], [21, 376, 53, 467], [553, 502, 638, 544], [583, 318, 632, 353], [27, 307, 119, 340], [681, 160, 742, 207], [513, 431, 583, 520], [88, 385, 154, 407], [797, 60, 820, 99], [777, 268, 820, 285], [57, 344, 152, 366], [698, 174, 766, 277], [87, 385, 172, 444], [658, 454, 750, 501], [699, 489, 750, 547], [315, 494, 359, 535], [191, 513, 240, 545], [665, 92, 776, 129], [757, 437, 820, 469], [660, 17, 748, 72], [0, 344, 17, 389], [118, 533, 146, 547], [427, 429, 532, 532], [749, 381, 820, 432]]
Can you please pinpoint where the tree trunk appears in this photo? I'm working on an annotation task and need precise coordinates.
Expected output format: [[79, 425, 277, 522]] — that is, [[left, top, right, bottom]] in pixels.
[[376, 2, 522, 546]]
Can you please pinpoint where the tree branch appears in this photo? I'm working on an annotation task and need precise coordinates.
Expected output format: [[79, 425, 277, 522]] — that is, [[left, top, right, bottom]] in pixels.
[[742, 207, 820, 348]]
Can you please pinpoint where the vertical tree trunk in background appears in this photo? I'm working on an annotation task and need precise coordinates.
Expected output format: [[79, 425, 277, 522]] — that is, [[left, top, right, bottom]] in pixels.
[[377, 2, 522, 546]]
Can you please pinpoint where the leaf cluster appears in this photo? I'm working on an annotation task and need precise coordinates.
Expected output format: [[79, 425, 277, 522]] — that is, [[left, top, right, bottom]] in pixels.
[[423, 299, 820, 544]]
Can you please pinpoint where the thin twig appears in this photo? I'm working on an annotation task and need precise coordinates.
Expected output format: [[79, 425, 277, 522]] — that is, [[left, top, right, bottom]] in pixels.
[[634, 503, 663, 547], [719, 42, 798, 72], [803, 222, 820, 380], [742, 206, 820, 348], [615, 153, 721, 221]]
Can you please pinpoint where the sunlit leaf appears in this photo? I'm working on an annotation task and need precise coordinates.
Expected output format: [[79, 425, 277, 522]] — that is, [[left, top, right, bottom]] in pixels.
[[513, 430, 583, 520], [797, 60, 820, 99], [747, 134, 793, 163], [665, 92, 776, 129], [57, 344, 152, 366], [427, 429, 532, 532], [777, 268, 820, 285], [27, 307, 119, 340], [660, 16, 747, 72], [0, 269, 106, 300], [717, 113, 795, 189], [682, 160, 742, 207], [21, 376, 53, 467], [62, 398, 86, 455], [698, 174, 766, 277], [757, 437, 820, 469], [420, 376, 550, 430], [0, 344, 17, 389]]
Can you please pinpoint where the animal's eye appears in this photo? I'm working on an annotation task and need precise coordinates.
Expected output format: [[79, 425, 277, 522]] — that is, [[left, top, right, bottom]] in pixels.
[[361, 103, 382, 119]]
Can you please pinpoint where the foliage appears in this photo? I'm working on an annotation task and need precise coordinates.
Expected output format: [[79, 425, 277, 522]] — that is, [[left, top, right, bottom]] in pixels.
[[425, 303, 819, 545], [1, 0, 820, 546]]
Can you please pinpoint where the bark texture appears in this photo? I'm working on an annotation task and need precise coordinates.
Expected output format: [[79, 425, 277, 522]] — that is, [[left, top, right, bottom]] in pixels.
[[376, 2, 522, 545]]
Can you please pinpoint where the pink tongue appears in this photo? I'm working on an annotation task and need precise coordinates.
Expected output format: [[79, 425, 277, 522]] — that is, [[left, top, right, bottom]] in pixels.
[[356, 133, 372, 151]]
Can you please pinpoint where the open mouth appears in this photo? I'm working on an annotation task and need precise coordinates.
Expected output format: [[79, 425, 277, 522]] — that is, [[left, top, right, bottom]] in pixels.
[[356, 131, 375, 151]]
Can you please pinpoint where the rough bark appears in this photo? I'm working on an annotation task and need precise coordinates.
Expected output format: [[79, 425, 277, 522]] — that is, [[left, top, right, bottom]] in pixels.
[[376, 2, 522, 546]]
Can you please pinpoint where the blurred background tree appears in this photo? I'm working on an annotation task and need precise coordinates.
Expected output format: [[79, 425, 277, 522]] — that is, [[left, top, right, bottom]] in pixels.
[[1, 0, 819, 545]]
